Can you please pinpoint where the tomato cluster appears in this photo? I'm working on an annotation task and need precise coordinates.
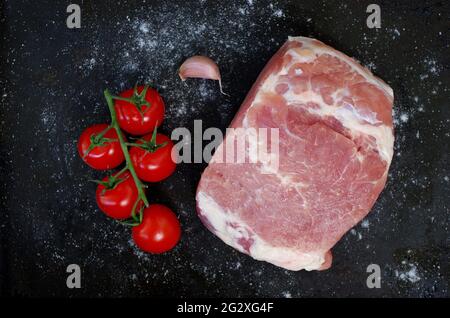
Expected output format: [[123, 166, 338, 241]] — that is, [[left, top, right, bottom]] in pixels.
[[78, 85, 180, 254]]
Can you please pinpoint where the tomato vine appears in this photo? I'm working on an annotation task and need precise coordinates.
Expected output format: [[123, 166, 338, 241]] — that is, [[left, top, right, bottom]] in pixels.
[[103, 89, 149, 224]]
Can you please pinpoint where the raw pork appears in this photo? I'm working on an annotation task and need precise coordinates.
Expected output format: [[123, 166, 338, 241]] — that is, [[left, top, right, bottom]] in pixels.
[[196, 37, 394, 271]]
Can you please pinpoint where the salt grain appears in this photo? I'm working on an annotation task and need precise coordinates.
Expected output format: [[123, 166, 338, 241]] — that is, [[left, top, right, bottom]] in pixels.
[[273, 9, 285, 18], [361, 219, 370, 229], [397, 263, 421, 283], [400, 113, 409, 123], [139, 22, 149, 33], [282, 291, 292, 298]]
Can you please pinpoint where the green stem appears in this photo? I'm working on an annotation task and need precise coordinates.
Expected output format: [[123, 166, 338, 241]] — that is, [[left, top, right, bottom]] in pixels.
[[111, 96, 134, 103], [125, 142, 143, 147], [104, 89, 149, 208], [93, 125, 110, 141], [115, 166, 129, 177], [131, 199, 140, 222]]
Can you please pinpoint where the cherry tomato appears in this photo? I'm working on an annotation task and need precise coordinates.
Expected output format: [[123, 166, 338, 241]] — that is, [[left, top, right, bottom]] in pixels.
[[114, 85, 165, 135], [95, 171, 144, 220], [132, 204, 181, 254], [129, 131, 176, 182], [78, 124, 125, 170]]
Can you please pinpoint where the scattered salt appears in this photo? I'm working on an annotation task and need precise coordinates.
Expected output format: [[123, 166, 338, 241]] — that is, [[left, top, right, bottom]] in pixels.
[[282, 291, 292, 298], [397, 263, 421, 283], [139, 22, 149, 34], [361, 219, 370, 229], [400, 113, 409, 123], [365, 61, 377, 71], [273, 9, 285, 18]]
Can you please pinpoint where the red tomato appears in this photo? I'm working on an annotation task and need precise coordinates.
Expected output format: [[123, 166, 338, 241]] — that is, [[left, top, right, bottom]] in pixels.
[[132, 204, 181, 254], [78, 124, 125, 170], [129, 132, 176, 182], [114, 85, 165, 135], [95, 171, 144, 220]]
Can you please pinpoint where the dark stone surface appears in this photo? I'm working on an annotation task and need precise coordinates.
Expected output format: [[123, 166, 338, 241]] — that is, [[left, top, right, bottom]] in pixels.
[[0, 0, 448, 297]]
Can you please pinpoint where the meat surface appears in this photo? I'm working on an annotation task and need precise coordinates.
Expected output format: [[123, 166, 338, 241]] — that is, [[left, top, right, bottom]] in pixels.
[[196, 36, 394, 271]]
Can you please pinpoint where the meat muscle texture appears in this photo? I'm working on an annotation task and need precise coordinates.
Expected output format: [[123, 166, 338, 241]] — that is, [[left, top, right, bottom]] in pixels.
[[196, 37, 394, 271]]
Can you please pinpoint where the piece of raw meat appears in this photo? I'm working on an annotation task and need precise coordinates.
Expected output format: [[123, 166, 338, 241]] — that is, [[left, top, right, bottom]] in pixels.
[[196, 36, 394, 271]]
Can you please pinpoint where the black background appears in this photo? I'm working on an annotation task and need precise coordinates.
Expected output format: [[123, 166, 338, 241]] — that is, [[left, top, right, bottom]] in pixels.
[[0, 0, 448, 297]]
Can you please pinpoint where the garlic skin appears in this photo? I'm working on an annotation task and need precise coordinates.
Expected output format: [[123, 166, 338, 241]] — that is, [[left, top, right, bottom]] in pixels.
[[179, 55, 228, 95]]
